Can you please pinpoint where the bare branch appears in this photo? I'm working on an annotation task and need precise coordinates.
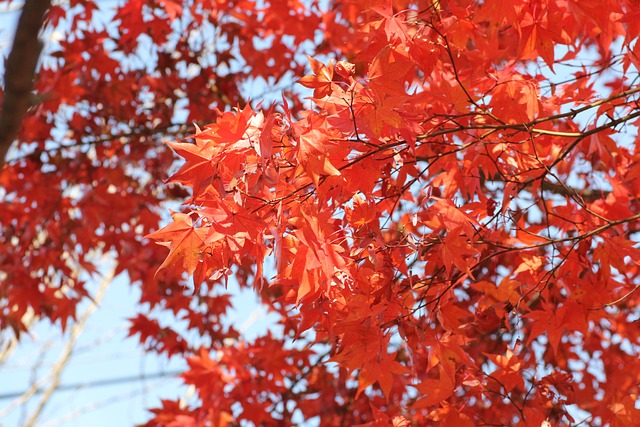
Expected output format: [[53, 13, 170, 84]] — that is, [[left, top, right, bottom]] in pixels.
[[21, 266, 113, 427], [0, 311, 35, 365], [0, 264, 114, 424]]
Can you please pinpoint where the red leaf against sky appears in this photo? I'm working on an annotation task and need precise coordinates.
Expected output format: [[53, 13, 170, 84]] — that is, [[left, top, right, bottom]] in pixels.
[[298, 56, 335, 99], [146, 212, 207, 278]]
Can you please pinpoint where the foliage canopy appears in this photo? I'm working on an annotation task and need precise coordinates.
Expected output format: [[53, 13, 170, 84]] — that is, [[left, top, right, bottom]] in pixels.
[[2, 0, 640, 426]]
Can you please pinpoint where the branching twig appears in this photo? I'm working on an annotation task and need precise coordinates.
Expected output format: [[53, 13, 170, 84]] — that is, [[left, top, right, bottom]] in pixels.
[[0, 264, 115, 425], [0, 310, 35, 365]]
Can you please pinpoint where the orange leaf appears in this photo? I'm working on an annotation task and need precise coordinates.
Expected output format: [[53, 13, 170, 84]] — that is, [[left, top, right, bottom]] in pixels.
[[146, 212, 207, 278], [298, 56, 334, 98]]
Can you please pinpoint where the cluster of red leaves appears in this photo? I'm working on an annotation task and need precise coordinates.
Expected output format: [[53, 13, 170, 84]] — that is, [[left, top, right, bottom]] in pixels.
[[2, 0, 640, 426], [0, 0, 328, 333], [147, 0, 640, 426]]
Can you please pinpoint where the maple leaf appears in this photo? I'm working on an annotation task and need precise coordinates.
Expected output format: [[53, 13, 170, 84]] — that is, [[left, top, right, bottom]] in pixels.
[[440, 229, 480, 279], [423, 197, 480, 237], [113, 0, 145, 51], [490, 75, 540, 123], [357, 351, 408, 399], [161, 0, 182, 21], [128, 314, 188, 357], [485, 349, 524, 393], [298, 56, 335, 98], [522, 301, 588, 355], [146, 212, 207, 278], [370, 2, 409, 44], [413, 365, 455, 409], [211, 103, 256, 145], [364, 91, 404, 137], [475, 0, 518, 25], [296, 128, 341, 185], [166, 139, 221, 199], [166, 415, 197, 427], [357, 405, 410, 427], [368, 45, 414, 97], [346, 194, 379, 226], [432, 73, 471, 113]]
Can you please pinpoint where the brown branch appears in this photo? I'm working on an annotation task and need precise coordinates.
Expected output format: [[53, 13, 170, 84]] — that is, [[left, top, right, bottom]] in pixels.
[[538, 181, 607, 203], [546, 109, 640, 171], [7, 121, 201, 164], [0, 0, 51, 168]]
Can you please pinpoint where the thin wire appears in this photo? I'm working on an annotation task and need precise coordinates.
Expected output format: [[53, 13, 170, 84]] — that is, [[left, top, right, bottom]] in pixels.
[[0, 369, 183, 401], [39, 378, 181, 427]]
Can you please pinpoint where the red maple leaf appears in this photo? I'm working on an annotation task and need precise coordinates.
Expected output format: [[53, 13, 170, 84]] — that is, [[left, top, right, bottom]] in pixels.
[[146, 212, 207, 278]]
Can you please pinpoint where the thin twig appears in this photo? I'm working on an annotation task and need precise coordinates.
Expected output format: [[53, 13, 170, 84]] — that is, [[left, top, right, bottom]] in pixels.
[[1, 264, 116, 426]]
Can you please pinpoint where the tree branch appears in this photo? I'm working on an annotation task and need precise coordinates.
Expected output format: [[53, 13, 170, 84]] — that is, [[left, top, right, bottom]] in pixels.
[[0, 311, 34, 365], [0, 0, 51, 168]]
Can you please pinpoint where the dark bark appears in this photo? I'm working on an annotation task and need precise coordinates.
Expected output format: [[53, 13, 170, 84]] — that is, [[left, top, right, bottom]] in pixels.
[[0, 0, 51, 168]]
